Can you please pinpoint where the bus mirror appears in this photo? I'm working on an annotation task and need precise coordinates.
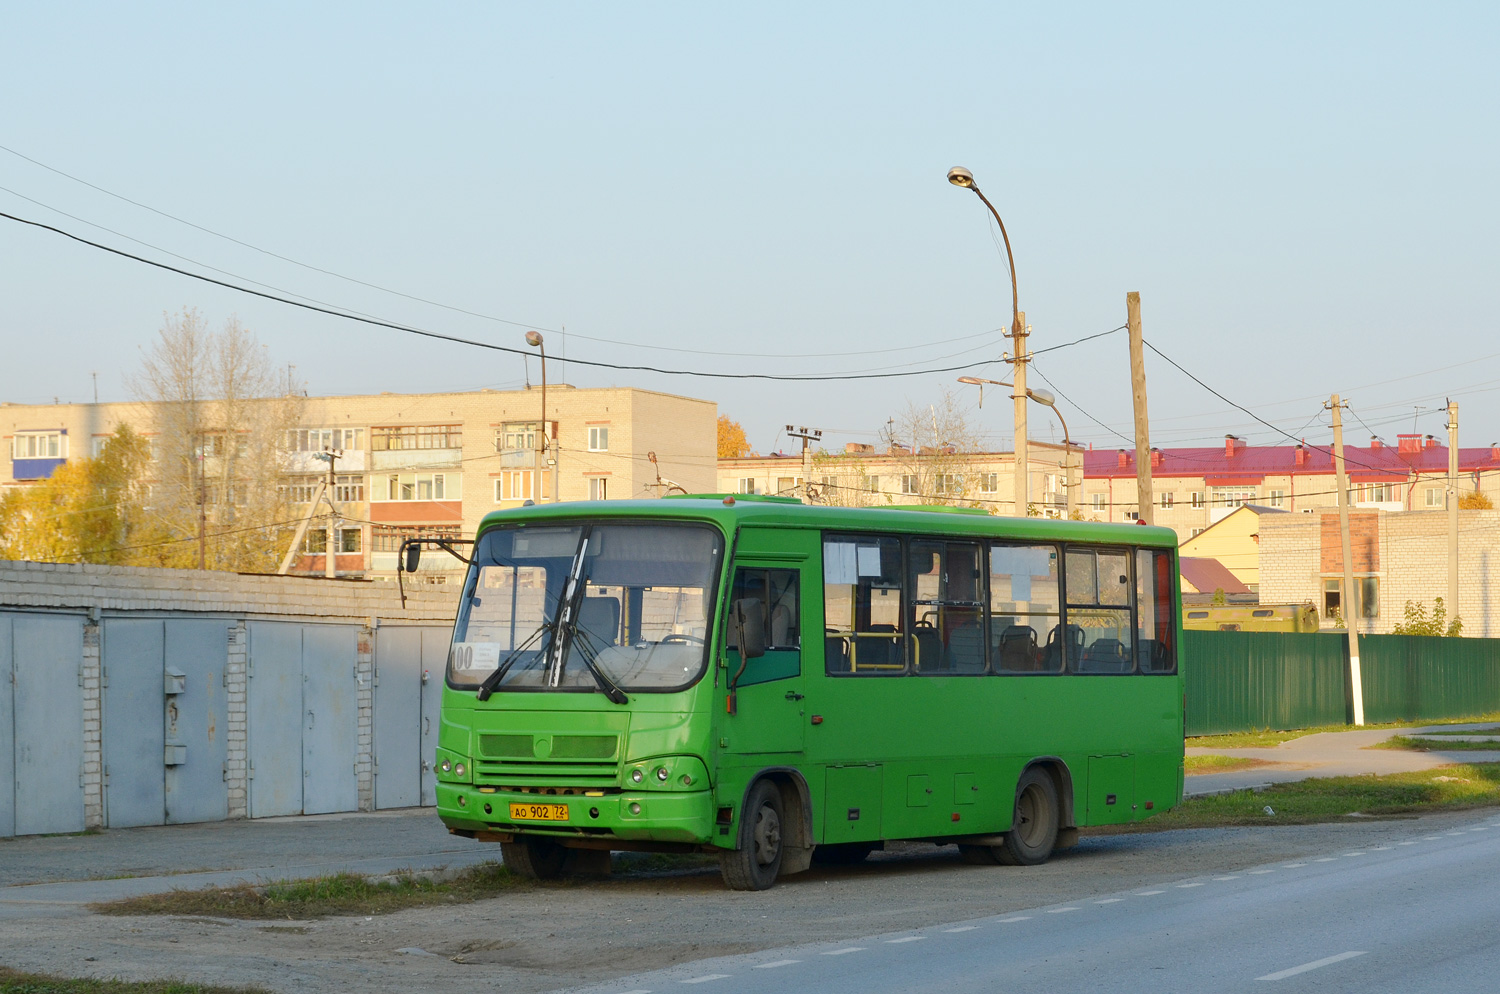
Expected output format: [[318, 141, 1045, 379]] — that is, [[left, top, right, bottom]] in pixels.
[[403, 543, 421, 573], [733, 598, 767, 660]]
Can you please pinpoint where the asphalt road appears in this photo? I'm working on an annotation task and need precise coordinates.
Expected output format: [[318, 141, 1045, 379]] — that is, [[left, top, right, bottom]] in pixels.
[[558, 810, 1500, 994]]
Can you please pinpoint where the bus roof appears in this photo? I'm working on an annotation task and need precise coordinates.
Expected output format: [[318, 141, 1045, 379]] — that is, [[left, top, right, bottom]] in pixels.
[[474, 496, 1179, 549]]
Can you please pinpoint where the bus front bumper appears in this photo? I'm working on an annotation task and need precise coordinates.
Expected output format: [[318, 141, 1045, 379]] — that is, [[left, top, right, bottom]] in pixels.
[[436, 783, 717, 845]]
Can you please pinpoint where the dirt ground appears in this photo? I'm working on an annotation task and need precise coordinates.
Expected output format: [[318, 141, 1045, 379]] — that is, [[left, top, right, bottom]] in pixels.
[[0, 809, 1485, 994]]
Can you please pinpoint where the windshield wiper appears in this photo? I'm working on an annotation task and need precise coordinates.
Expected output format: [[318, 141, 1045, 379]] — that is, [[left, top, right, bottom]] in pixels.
[[474, 622, 551, 702], [567, 628, 630, 705]]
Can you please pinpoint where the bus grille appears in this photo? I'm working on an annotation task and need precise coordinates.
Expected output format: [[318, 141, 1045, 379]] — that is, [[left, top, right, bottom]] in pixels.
[[474, 733, 621, 788]]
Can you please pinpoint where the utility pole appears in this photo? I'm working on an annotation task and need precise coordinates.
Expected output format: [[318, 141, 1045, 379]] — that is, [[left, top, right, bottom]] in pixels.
[[1127, 292, 1154, 525], [1448, 399, 1459, 619], [323, 450, 339, 579], [785, 426, 822, 503], [1329, 394, 1365, 726], [1013, 311, 1029, 517]]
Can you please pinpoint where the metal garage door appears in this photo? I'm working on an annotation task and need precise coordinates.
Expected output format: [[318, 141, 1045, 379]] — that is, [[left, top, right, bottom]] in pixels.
[[0, 615, 14, 838], [419, 628, 446, 806], [165, 620, 230, 824], [102, 619, 167, 828], [372, 627, 422, 809], [13, 614, 85, 837], [248, 622, 305, 818], [302, 625, 357, 815]]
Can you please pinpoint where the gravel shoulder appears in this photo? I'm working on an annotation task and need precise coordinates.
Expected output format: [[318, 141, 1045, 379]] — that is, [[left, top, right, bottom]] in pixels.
[[0, 808, 1489, 994]]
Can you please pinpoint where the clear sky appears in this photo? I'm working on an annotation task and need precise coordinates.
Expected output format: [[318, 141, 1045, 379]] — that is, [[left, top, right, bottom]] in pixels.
[[3, 3, 1497, 460]]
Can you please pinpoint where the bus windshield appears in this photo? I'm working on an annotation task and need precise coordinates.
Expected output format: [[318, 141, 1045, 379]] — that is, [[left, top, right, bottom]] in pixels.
[[448, 521, 723, 694]]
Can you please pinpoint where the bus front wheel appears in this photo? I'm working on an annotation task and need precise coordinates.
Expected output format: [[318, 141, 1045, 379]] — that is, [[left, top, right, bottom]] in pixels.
[[720, 780, 784, 890], [501, 838, 567, 880], [996, 767, 1060, 866]]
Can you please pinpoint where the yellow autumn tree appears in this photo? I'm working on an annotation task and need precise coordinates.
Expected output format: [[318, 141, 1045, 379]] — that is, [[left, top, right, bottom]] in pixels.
[[0, 424, 177, 565], [718, 415, 751, 459]]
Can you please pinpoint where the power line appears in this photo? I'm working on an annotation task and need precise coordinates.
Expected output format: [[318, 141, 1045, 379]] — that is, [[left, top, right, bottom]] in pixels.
[[0, 209, 1025, 384]]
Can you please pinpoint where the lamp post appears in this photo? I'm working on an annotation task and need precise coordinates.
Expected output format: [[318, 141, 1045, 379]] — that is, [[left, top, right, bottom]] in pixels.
[[948, 167, 1029, 516], [958, 376, 1076, 518], [525, 331, 557, 502]]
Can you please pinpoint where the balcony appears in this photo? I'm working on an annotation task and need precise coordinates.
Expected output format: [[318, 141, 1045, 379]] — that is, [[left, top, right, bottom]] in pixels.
[[371, 448, 461, 471]]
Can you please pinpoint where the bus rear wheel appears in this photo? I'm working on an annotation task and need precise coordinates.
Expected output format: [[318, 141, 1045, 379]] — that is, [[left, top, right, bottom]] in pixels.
[[995, 767, 1060, 866], [501, 838, 567, 880], [720, 780, 784, 890]]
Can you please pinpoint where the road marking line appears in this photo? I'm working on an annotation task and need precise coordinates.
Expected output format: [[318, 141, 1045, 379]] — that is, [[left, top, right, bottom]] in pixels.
[[1446, 831, 1465, 836], [1471, 827, 1488, 832], [1046, 907, 1081, 913], [1283, 863, 1307, 868], [1371, 846, 1391, 850], [753, 960, 800, 969], [1314, 857, 1337, 862], [619, 990, 652, 993], [1177, 882, 1205, 888], [1095, 898, 1124, 904], [886, 936, 925, 944], [944, 926, 979, 932], [1136, 890, 1165, 896], [996, 916, 1032, 922], [1397, 841, 1416, 846], [1342, 852, 1366, 857], [1256, 950, 1366, 981], [822, 948, 864, 956], [1212, 875, 1241, 880], [681, 976, 731, 985], [1248, 869, 1274, 874]]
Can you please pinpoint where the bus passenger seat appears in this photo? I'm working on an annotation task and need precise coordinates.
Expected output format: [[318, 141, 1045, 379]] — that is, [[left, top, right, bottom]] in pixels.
[[577, 596, 621, 648], [997, 624, 1038, 672], [947, 623, 985, 672], [913, 626, 943, 672]]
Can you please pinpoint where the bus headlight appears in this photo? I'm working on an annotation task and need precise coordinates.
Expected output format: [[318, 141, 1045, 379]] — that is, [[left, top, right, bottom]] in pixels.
[[440, 758, 452, 773], [631, 768, 645, 783], [655, 766, 670, 782]]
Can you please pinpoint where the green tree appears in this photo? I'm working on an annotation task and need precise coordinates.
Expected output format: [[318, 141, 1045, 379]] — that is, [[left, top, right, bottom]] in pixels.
[[1391, 597, 1463, 637]]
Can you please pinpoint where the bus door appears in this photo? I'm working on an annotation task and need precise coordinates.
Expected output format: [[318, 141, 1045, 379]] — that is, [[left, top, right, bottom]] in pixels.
[[723, 561, 806, 756]]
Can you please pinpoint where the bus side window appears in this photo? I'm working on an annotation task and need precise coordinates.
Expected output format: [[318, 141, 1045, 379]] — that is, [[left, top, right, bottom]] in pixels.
[[989, 543, 1061, 674], [727, 567, 801, 687], [1064, 548, 1136, 674], [823, 535, 906, 675], [1136, 549, 1176, 673]]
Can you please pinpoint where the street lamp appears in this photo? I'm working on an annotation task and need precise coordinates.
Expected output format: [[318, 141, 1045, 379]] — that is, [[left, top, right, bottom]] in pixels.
[[948, 166, 1030, 516], [525, 331, 557, 503], [958, 375, 1076, 518]]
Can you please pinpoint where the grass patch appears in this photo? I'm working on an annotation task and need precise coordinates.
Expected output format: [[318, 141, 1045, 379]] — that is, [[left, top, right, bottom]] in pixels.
[[1120, 763, 1500, 831], [1419, 725, 1500, 737], [1184, 754, 1273, 774], [1371, 735, 1500, 752], [0, 967, 267, 994], [1188, 711, 1500, 749], [91, 862, 523, 920]]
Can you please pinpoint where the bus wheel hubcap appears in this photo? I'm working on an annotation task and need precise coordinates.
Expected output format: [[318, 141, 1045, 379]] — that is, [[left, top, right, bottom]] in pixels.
[[754, 807, 781, 865]]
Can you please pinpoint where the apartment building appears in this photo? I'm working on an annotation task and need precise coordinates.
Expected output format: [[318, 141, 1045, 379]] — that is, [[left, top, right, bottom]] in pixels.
[[716, 441, 1081, 516], [1082, 434, 1500, 542], [2, 385, 716, 578]]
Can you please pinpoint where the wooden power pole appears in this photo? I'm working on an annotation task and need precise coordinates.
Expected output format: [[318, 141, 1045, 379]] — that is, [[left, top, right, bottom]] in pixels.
[[1448, 400, 1459, 621], [1127, 292, 1153, 524], [1329, 394, 1365, 726]]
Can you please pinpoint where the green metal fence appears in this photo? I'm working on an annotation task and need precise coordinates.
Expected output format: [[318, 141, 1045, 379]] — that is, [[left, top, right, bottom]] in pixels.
[[1182, 631, 1500, 736]]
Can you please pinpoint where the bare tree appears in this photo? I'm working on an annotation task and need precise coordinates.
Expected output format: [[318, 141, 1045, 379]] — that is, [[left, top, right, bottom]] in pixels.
[[130, 308, 301, 571], [880, 390, 988, 508]]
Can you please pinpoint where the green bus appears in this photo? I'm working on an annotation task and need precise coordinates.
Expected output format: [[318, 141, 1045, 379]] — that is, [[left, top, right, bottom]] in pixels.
[[430, 495, 1183, 890]]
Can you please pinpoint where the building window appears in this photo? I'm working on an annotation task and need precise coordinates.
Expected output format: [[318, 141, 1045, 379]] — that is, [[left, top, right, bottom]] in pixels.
[[1190, 527, 1206, 537], [13, 431, 67, 459], [1190, 491, 1206, 509], [934, 473, 963, 496], [1124, 511, 1140, 521], [333, 474, 364, 503], [340, 528, 361, 553], [286, 427, 363, 452], [1426, 486, 1443, 508], [371, 424, 462, 451], [1361, 483, 1395, 503], [589, 477, 608, 501], [496, 423, 539, 452], [978, 473, 999, 494], [374, 472, 452, 500], [494, 472, 535, 502], [1212, 486, 1257, 508], [588, 426, 609, 452], [775, 476, 803, 495], [1323, 577, 1379, 620], [1158, 492, 1175, 509], [283, 479, 320, 504], [1269, 489, 1285, 507], [737, 477, 759, 495], [1323, 579, 1340, 619], [867, 475, 881, 494], [901, 475, 920, 495], [1091, 493, 1107, 511], [372, 525, 461, 552]]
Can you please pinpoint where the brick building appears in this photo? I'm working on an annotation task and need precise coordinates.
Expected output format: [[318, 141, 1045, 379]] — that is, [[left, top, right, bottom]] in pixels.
[[2, 385, 716, 578]]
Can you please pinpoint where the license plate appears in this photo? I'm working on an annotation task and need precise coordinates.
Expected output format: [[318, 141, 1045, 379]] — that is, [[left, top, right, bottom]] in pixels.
[[509, 802, 569, 822]]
